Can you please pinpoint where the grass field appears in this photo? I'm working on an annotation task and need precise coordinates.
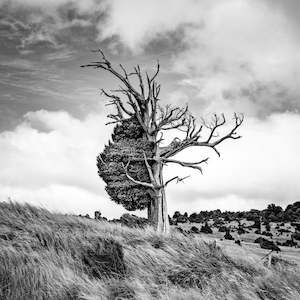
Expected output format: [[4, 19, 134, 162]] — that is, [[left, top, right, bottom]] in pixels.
[[1, 201, 300, 300]]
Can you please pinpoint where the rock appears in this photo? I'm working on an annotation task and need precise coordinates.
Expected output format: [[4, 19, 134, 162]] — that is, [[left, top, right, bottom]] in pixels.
[[254, 237, 264, 244], [281, 238, 297, 247], [291, 231, 300, 241], [218, 226, 227, 232], [237, 227, 246, 235], [190, 226, 200, 234], [257, 237, 281, 252], [224, 229, 234, 240], [235, 240, 241, 246], [261, 231, 273, 237]]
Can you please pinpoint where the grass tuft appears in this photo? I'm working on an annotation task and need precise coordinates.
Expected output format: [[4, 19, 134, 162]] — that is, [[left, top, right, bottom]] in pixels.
[[1, 201, 300, 300]]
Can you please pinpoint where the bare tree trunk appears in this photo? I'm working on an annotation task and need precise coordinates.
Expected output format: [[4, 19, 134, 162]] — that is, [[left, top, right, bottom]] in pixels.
[[151, 163, 169, 233], [147, 200, 155, 223]]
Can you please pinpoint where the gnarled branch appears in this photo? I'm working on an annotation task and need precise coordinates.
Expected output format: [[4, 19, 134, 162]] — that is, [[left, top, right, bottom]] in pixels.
[[160, 113, 244, 158], [163, 158, 209, 174], [164, 175, 190, 186], [122, 161, 154, 189]]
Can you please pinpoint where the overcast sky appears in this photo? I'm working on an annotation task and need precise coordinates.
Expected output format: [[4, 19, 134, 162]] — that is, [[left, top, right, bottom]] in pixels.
[[1, 0, 300, 218]]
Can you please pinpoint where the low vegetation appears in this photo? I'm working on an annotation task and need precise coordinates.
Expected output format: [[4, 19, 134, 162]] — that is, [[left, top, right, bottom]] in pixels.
[[1, 201, 300, 300]]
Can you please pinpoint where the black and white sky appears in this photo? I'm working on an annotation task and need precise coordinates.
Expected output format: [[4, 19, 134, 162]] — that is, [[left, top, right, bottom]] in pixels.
[[1, 0, 300, 217]]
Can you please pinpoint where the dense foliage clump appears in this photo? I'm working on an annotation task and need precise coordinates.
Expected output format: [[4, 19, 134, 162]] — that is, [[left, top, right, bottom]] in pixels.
[[97, 118, 154, 210]]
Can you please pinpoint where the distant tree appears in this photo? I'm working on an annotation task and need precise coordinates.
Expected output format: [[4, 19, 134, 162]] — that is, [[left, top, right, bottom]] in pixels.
[[82, 51, 243, 233], [265, 222, 271, 232], [200, 222, 213, 234]]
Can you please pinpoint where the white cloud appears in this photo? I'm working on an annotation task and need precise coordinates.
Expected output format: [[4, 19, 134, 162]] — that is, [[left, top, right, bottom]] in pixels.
[[1, 0, 300, 215], [96, 0, 300, 116], [170, 0, 300, 116], [98, 0, 205, 52], [165, 112, 300, 213], [0, 109, 133, 218], [1, 109, 300, 216]]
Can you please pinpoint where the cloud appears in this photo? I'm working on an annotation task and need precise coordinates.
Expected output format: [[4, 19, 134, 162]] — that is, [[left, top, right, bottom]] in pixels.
[[1, 109, 300, 216], [165, 112, 300, 213], [170, 0, 300, 117], [0, 0, 105, 53], [1, 0, 300, 216], [94, 0, 300, 117], [0, 109, 130, 217], [4, 0, 300, 118]]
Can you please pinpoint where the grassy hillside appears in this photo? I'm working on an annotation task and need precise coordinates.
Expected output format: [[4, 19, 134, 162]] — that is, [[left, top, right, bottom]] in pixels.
[[1, 202, 300, 300]]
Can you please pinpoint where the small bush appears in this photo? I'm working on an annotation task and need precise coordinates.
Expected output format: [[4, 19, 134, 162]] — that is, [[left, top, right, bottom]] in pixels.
[[82, 239, 126, 279]]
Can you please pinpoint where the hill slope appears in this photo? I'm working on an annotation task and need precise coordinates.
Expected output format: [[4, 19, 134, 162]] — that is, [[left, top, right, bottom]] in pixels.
[[0, 202, 300, 300]]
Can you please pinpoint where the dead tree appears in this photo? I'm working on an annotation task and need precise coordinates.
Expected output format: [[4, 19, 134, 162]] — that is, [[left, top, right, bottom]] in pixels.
[[81, 51, 244, 233]]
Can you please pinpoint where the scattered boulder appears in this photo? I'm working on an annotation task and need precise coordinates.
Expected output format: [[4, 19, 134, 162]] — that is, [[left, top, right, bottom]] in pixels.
[[79, 214, 91, 219], [254, 237, 264, 244], [261, 231, 273, 237], [256, 237, 280, 252], [248, 219, 261, 230], [278, 228, 291, 234], [291, 232, 300, 241], [218, 226, 227, 232], [224, 229, 234, 240], [190, 226, 200, 234], [235, 240, 241, 246], [237, 227, 246, 235], [291, 222, 300, 231], [281, 238, 297, 247]]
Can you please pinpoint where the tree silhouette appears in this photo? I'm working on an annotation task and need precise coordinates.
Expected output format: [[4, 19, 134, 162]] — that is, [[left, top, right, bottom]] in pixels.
[[81, 51, 244, 233]]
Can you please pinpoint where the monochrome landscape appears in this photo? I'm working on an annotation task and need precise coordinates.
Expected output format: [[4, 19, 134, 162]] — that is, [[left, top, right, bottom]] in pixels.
[[1, 0, 300, 299]]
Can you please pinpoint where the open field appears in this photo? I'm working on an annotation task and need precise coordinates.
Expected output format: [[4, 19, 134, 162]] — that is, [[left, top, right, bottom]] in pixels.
[[176, 218, 300, 265], [1, 202, 300, 300], [189, 233, 300, 266]]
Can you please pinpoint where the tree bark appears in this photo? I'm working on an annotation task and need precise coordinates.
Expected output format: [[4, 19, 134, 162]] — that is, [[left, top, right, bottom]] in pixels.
[[150, 162, 169, 233], [147, 200, 155, 223]]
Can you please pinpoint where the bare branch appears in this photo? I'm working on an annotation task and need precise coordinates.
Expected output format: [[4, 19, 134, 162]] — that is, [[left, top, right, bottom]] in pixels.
[[164, 175, 190, 186], [163, 158, 209, 174], [143, 152, 155, 184], [122, 161, 154, 189], [160, 113, 244, 158]]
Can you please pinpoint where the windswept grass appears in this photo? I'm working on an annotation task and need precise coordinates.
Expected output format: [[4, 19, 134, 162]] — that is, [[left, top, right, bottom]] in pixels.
[[0, 201, 299, 300]]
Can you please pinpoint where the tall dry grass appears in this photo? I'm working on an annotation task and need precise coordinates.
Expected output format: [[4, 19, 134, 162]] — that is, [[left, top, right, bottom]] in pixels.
[[0, 201, 299, 300]]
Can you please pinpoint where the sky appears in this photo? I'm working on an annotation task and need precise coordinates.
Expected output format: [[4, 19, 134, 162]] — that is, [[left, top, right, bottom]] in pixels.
[[1, 0, 300, 218]]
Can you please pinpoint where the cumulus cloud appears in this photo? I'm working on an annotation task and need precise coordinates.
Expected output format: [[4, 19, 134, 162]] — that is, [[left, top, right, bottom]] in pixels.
[[97, 0, 300, 117], [1, 109, 300, 216], [1, 0, 300, 215], [0, 0, 106, 53], [165, 112, 300, 212], [0, 109, 129, 217]]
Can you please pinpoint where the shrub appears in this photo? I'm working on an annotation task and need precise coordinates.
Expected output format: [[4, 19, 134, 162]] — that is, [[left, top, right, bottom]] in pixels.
[[81, 238, 126, 279], [200, 222, 213, 234]]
